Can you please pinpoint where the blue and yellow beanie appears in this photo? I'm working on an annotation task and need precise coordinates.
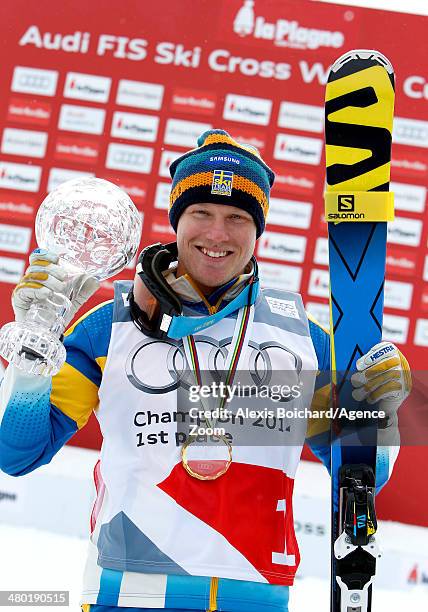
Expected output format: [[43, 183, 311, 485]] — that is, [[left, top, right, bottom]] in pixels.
[[169, 129, 275, 238]]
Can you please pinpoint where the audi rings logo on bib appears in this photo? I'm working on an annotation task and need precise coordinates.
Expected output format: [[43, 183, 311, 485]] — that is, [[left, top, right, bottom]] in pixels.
[[125, 335, 302, 395]]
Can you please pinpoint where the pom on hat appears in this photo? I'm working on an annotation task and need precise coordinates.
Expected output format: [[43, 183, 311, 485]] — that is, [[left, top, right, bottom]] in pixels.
[[169, 129, 275, 238]]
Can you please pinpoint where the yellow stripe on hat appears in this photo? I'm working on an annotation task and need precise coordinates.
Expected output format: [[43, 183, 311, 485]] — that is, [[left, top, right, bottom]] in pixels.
[[234, 175, 269, 215], [170, 171, 213, 206], [201, 133, 262, 158], [170, 171, 268, 216]]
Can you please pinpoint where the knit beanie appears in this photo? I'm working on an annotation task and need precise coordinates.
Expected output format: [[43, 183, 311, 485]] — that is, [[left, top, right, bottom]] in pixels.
[[169, 129, 275, 238]]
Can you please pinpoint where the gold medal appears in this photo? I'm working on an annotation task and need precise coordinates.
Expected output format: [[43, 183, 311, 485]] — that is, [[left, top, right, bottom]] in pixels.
[[181, 435, 232, 480], [180, 304, 253, 480]]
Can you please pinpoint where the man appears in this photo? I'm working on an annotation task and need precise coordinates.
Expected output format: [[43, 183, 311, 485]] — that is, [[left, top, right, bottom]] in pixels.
[[0, 130, 410, 612]]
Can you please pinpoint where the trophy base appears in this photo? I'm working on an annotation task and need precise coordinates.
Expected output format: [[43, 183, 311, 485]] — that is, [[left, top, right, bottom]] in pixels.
[[0, 321, 66, 377]]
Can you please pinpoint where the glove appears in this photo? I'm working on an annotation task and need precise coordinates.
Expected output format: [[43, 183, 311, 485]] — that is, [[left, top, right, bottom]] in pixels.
[[351, 341, 411, 422], [12, 248, 99, 328]]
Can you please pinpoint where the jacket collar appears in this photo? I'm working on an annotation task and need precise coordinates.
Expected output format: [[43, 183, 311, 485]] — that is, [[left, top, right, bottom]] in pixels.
[[163, 261, 254, 314]]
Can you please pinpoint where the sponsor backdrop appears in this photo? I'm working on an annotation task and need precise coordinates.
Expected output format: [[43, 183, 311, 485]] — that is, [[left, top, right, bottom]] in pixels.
[[0, 0, 427, 524]]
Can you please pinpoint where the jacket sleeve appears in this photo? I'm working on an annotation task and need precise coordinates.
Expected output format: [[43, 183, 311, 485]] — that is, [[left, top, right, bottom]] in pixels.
[[305, 314, 332, 472], [0, 300, 113, 476], [304, 313, 399, 493]]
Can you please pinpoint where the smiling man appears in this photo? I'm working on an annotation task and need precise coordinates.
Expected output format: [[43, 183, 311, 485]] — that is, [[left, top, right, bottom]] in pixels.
[[175, 202, 256, 295], [167, 128, 270, 303], [0, 130, 411, 612]]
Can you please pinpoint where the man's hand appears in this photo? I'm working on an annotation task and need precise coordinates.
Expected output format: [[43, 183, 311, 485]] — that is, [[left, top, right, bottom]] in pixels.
[[351, 341, 411, 421], [12, 248, 99, 327]]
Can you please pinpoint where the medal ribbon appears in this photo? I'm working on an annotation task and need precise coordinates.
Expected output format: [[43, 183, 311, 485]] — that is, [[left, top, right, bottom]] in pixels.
[[183, 303, 254, 419], [181, 304, 254, 479]]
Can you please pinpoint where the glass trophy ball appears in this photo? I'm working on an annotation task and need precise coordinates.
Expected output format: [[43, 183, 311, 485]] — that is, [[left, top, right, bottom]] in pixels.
[[35, 177, 142, 280]]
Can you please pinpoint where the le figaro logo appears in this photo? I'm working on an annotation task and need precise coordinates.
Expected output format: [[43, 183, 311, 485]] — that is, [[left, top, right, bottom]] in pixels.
[[233, 0, 345, 50], [64, 72, 111, 104], [258, 231, 306, 263], [224, 94, 272, 127], [111, 112, 159, 143], [0, 162, 41, 193]]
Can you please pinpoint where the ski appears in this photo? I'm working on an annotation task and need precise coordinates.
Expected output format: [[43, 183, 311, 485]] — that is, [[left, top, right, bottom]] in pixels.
[[324, 50, 395, 611]]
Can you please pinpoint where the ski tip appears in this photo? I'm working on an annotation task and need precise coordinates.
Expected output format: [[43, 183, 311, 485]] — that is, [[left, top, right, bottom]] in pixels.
[[330, 49, 394, 75]]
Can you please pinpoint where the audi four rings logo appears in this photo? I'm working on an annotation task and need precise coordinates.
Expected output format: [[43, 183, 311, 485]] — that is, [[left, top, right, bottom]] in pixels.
[[395, 124, 428, 142], [126, 335, 302, 394], [113, 151, 147, 165], [18, 75, 51, 90], [0, 230, 26, 247]]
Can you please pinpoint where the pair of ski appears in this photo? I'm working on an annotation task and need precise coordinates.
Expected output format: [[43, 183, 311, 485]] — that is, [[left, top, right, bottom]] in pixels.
[[325, 50, 395, 611]]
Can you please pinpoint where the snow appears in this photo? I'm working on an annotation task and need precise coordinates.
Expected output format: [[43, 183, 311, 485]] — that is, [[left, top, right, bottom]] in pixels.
[[295, 459, 428, 555], [0, 522, 427, 612], [290, 575, 428, 610], [0, 451, 427, 610], [0, 524, 87, 612]]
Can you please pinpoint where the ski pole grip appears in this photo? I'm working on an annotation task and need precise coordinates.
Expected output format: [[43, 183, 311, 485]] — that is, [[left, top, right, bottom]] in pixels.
[[324, 191, 394, 224]]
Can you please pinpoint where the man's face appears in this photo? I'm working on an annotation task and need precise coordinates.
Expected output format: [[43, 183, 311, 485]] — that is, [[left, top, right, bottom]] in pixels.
[[176, 203, 257, 294]]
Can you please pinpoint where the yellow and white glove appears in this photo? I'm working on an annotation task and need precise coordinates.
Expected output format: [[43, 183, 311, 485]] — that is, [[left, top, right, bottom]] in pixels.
[[351, 341, 411, 422], [12, 248, 99, 327]]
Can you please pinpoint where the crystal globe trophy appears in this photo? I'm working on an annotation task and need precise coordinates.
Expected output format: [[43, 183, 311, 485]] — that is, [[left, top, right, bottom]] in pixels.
[[0, 177, 142, 377]]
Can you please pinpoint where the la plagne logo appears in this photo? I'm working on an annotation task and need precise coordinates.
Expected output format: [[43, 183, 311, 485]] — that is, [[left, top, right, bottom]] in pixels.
[[233, 0, 345, 50]]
